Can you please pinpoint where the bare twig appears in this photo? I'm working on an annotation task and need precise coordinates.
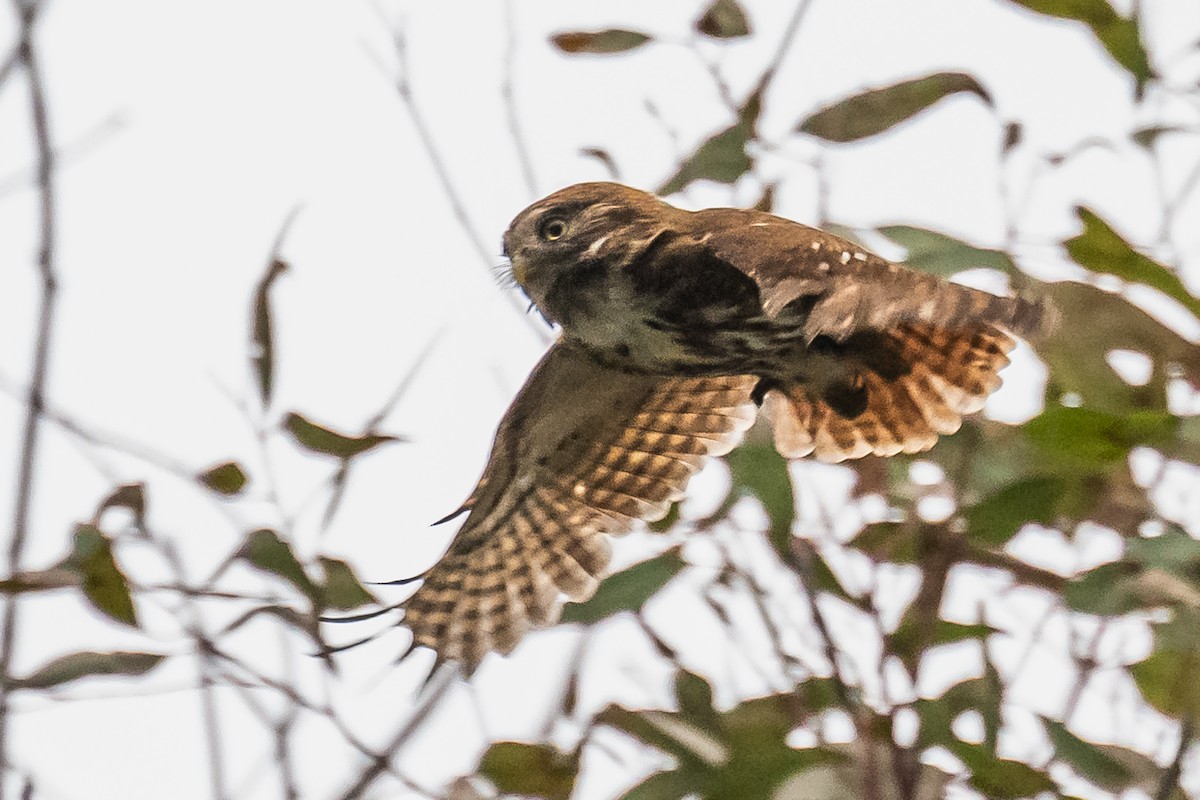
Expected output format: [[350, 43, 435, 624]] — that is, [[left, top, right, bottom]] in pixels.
[[0, 370, 246, 500], [318, 330, 442, 537], [684, 38, 739, 114], [501, 0, 537, 197], [0, 2, 57, 793], [1063, 618, 1110, 726], [337, 662, 459, 800], [0, 46, 18, 88], [370, 15, 550, 344], [761, 0, 815, 85], [1155, 713, 1194, 800], [0, 111, 126, 199], [788, 538, 855, 709], [0, 0, 40, 91], [197, 651, 230, 800]]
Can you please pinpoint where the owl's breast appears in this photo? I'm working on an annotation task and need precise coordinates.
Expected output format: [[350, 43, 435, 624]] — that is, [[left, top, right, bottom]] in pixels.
[[556, 275, 686, 370]]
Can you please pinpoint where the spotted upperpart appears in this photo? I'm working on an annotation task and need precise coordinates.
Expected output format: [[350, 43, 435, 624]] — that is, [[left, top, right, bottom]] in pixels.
[[501, 181, 1052, 399], [400, 182, 1055, 672]]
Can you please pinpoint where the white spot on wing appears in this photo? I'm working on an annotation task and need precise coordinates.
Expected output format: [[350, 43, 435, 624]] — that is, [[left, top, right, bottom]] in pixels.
[[840, 251, 852, 264], [810, 241, 821, 251], [853, 252, 868, 261], [586, 234, 611, 256]]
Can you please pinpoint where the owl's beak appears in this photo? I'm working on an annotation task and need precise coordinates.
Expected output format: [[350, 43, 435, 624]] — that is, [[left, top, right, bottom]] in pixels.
[[501, 231, 527, 289], [509, 256, 528, 289]]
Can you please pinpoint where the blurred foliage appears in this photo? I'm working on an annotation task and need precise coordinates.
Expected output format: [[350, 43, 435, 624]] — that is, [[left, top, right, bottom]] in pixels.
[[798, 72, 992, 144], [490, 1, 1200, 798], [1, 0, 1197, 798]]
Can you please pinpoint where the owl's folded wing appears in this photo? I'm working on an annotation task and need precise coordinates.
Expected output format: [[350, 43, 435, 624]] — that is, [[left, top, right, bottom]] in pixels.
[[680, 212, 1057, 463], [686, 207, 1055, 340], [401, 341, 757, 670]]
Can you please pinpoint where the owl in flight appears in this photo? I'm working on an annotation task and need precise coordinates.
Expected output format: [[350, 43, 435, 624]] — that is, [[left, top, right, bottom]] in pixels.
[[402, 182, 1051, 670]]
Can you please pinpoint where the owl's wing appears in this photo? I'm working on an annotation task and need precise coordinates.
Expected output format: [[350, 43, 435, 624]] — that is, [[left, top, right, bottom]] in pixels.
[[683, 210, 1055, 463], [687, 208, 1054, 338], [402, 341, 757, 670]]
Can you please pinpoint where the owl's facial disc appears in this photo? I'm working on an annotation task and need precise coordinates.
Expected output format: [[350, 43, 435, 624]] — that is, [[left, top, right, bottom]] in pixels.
[[502, 183, 678, 327], [503, 203, 591, 309]]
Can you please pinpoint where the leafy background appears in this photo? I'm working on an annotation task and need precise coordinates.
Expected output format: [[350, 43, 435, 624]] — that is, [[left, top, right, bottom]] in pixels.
[[0, 0, 1199, 798]]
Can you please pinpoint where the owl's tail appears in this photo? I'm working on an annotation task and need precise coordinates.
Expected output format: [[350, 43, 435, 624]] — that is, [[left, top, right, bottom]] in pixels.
[[763, 322, 1016, 463]]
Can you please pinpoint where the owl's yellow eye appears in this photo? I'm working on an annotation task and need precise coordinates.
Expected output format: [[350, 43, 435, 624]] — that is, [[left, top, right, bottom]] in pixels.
[[539, 218, 567, 241]]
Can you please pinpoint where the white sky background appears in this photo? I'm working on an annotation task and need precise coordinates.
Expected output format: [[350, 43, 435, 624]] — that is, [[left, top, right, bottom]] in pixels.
[[1, 0, 1199, 798]]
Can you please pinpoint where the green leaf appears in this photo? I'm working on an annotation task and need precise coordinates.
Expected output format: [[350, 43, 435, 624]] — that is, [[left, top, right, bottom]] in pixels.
[[798, 72, 991, 143], [318, 557, 376, 610], [951, 742, 1056, 799], [283, 412, 402, 459], [197, 461, 248, 495], [1063, 561, 1142, 615], [674, 670, 718, 727], [550, 30, 652, 54], [915, 677, 994, 748], [93, 483, 146, 526], [560, 548, 685, 624], [1042, 717, 1133, 790], [1126, 529, 1200, 578], [850, 522, 920, 564], [695, 0, 751, 39], [1065, 208, 1200, 320], [725, 442, 793, 559], [579, 147, 620, 180], [250, 257, 287, 408], [876, 226, 1018, 278], [600, 693, 844, 799], [965, 475, 1066, 545], [1023, 405, 1174, 467], [658, 88, 762, 195], [1001, 0, 1152, 90], [890, 620, 999, 662], [9, 651, 165, 690], [1132, 125, 1192, 149], [64, 524, 138, 627], [478, 742, 577, 800], [1039, 281, 1200, 413], [1131, 645, 1200, 720], [620, 770, 697, 800], [599, 705, 720, 766], [239, 529, 319, 602], [222, 604, 314, 637]]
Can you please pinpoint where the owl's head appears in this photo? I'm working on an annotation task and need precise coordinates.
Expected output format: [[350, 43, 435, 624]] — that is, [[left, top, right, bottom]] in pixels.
[[502, 182, 678, 320]]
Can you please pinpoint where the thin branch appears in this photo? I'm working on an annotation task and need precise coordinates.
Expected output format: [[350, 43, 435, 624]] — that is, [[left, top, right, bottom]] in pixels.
[[197, 652, 230, 800], [0, 371, 205, 480], [0, 0, 40, 91], [788, 538, 856, 710], [501, 0, 537, 197], [336, 662, 460, 800], [0, 2, 57, 795], [372, 16, 550, 344], [318, 330, 443, 537], [0, 112, 126, 200], [1063, 617, 1110, 725], [761, 0, 815, 85], [1155, 713, 1193, 800], [0, 48, 20, 93], [684, 38, 739, 115]]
